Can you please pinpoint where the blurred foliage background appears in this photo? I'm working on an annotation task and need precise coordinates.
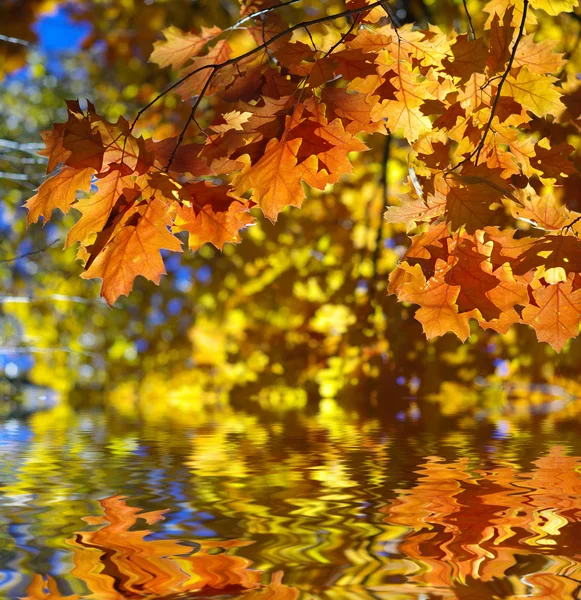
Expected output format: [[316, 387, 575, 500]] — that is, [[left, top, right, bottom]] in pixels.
[[1, 0, 581, 423]]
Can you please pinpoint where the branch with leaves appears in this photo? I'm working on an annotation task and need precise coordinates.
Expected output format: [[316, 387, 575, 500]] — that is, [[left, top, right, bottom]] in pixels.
[[23, 0, 581, 352]]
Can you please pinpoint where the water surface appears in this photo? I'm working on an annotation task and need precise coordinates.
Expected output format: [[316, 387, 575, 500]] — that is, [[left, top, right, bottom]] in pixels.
[[1, 404, 581, 599]]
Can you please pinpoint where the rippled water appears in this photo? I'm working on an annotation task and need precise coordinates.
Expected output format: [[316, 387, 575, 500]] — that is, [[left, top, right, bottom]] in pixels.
[[1, 405, 581, 599]]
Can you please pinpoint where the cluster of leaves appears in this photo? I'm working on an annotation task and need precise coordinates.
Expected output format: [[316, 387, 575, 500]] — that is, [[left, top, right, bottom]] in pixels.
[[22, 495, 298, 600], [24, 0, 581, 355], [384, 0, 581, 351]]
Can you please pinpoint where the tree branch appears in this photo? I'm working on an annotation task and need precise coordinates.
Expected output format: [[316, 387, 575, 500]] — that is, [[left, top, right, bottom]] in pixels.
[[462, 0, 475, 40], [224, 0, 301, 32], [452, 0, 529, 171], [0, 239, 60, 264], [129, 0, 392, 133]]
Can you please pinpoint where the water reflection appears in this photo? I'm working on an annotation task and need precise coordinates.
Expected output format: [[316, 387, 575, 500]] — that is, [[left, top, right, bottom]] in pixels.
[[1, 405, 581, 599]]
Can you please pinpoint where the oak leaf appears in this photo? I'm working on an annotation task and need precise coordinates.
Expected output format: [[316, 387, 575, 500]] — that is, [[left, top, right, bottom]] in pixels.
[[66, 170, 134, 247], [233, 137, 315, 221], [26, 167, 94, 224], [173, 181, 254, 251], [149, 25, 222, 70], [501, 68, 566, 117], [522, 278, 581, 351], [81, 198, 183, 304]]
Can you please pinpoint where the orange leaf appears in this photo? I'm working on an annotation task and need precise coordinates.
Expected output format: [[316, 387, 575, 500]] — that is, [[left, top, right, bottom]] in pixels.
[[176, 40, 232, 100], [173, 181, 254, 251], [81, 198, 182, 304], [486, 6, 515, 75], [522, 278, 581, 351], [149, 25, 222, 71], [66, 170, 134, 247], [443, 35, 488, 83], [26, 167, 94, 224], [394, 260, 472, 341], [514, 34, 566, 74], [233, 137, 315, 221], [38, 123, 71, 173]]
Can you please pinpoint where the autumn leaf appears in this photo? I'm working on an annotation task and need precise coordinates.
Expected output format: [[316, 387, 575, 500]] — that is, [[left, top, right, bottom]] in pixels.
[[26, 167, 94, 224], [501, 68, 566, 117], [38, 123, 71, 173], [66, 170, 134, 247], [513, 34, 566, 74], [384, 191, 446, 232], [511, 188, 571, 230], [529, 0, 579, 15], [173, 181, 254, 251], [442, 35, 488, 83], [233, 137, 315, 222], [62, 117, 105, 171], [390, 260, 472, 341], [522, 278, 581, 351], [370, 63, 434, 142], [486, 7, 515, 75], [149, 25, 222, 70], [445, 178, 503, 233], [82, 198, 183, 304], [176, 40, 232, 100], [20, 0, 581, 350], [320, 88, 385, 135]]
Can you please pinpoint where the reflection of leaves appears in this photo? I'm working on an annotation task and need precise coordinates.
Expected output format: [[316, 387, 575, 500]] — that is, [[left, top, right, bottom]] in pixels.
[[242, 571, 300, 600], [380, 447, 581, 595], [67, 495, 262, 599], [20, 574, 80, 600]]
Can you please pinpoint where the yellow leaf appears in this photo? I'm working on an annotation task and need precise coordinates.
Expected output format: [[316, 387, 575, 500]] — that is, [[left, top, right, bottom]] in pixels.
[[25, 167, 94, 224], [530, 0, 579, 15], [501, 67, 565, 117]]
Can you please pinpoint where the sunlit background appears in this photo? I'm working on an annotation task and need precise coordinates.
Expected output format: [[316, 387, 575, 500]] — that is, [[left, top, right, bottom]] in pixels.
[[2, 0, 581, 598]]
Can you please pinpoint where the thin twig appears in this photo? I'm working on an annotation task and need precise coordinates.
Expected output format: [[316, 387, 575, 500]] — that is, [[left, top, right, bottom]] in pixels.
[[462, 0, 476, 40], [454, 0, 529, 170], [0, 238, 60, 264], [224, 0, 301, 32], [324, 14, 360, 58], [165, 69, 217, 171], [303, 25, 318, 51]]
